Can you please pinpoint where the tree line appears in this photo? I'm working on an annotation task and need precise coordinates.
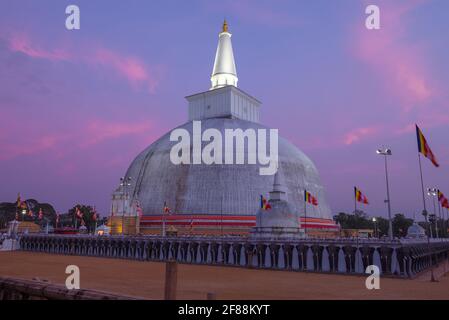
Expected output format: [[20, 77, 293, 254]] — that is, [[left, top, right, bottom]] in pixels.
[[334, 211, 448, 238]]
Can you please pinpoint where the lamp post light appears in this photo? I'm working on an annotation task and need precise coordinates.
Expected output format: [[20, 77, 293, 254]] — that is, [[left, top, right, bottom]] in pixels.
[[421, 209, 436, 282], [427, 188, 438, 238], [376, 148, 393, 240], [372, 217, 377, 238], [120, 176, 132, 235]]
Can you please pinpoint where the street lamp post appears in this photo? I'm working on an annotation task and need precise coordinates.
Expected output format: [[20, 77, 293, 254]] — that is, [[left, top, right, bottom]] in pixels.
[[376, 148, 393, 240], [120, 176, 132, 235], [372, 217, 377, 238], [427, 188, 438, 238], [422, 209, 436, 281]]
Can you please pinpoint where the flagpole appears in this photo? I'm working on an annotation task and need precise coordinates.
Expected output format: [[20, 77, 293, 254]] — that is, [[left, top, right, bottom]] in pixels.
[[304, 191, 307, 238], [418, 154, 427, 212], [437, 200, 442, 238], [162, 212, 166, 237], [220, 195, 223, 239], [443, 208, 449, 237], [446, 208, 449, 238], [418, 153, 436, 282], [433, 196, 439, 238]]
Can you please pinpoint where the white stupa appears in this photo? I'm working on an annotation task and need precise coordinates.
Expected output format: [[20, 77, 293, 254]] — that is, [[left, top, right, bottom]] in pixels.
[[113, 21, 336, 236], [210, 20, 238, 89]]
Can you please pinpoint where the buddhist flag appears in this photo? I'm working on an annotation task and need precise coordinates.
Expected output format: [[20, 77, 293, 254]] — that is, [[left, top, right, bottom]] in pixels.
[[16, 193, 21, 208], [135, 201, 143, 218], [438, 190, 444, 202], [443, 198, 449, 209], [28, 210, 34, 217], [75, 207, 83, 218], [438, 190, 449, 209], [304, 190, 318, 206], [260, 195, 272, 210], [38, 208, 44, 220], [354, 187, 369, 204], [416, 125, 439, 167], [163, 201, 171, 214]]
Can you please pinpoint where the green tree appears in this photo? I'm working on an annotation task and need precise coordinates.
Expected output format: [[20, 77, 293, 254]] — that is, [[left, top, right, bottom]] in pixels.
[[334, 211, 372, 230], [374, 217, 389, 237], [392, 213, 413, 238], [68, 204, 97, 232]]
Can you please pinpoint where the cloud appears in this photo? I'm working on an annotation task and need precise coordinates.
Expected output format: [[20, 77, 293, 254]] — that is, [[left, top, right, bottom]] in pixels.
[[81, 119, 153, 147], [7, 33, 71, 61], [0, 113, 155, 161], [0, 133, 62, 161], [89, 48, 158, 93], [343, 126, 380, 145], [353, 0, 435, 110], [2, 33, 159, 93]]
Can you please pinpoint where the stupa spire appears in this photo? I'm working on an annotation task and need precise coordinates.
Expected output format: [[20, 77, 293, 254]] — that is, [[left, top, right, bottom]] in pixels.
[[210, 20, 238, 89], [269, 165, 287, 202], [222, 19, 229, 33]]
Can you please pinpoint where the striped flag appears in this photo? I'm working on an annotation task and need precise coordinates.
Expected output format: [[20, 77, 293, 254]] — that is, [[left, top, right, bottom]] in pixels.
[[438, 190, 449, 209], [305, 190, 318, 206], [416, 124, 439, 167], [135, 201, 143, 218], [354, 187, 369, 205], [163, 201, 171, 214], [438, 190, 445, 202], [16, 193, 21, 208], [443, 198, 449, 209], [260, 195, 272, 210], [75, 207, 83, 218]]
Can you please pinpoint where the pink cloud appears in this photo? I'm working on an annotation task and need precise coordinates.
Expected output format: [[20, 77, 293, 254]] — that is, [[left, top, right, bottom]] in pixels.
[[3, 33, 159, 93], [394, 107, 449, 136], [81, 119, 153, 147], [343, 126, 380, 145], [0, 112, 155, 161], [353, 0, 435, 110], [7, 33, 71, 61], [0, 134, 62, 161], [89, 48, 158, 93]]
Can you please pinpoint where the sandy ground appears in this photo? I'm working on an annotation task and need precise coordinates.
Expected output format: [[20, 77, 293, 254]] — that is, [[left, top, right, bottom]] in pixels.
[[0, 251, 448, 300]]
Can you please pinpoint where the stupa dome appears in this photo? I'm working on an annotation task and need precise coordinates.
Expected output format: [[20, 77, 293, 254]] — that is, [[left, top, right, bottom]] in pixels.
[[125, 118, 331, 220]]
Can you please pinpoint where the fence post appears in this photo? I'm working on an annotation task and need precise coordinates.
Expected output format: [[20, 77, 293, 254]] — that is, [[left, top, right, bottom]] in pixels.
[[206, 292, 216, 300], [164, 261, 178, 300]]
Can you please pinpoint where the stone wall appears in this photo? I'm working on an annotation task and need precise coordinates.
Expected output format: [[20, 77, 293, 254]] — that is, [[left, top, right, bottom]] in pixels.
[[18, 234, 449, 278]]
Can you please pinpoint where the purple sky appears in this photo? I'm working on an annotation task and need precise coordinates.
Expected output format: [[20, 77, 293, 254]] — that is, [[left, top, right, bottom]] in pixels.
[[1, 0, 448, 220]]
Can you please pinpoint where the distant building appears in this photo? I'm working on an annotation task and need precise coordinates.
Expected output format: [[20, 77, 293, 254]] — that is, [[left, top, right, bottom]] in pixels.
[[406, 223, 426, 239], [340, 229, 374, 239]]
